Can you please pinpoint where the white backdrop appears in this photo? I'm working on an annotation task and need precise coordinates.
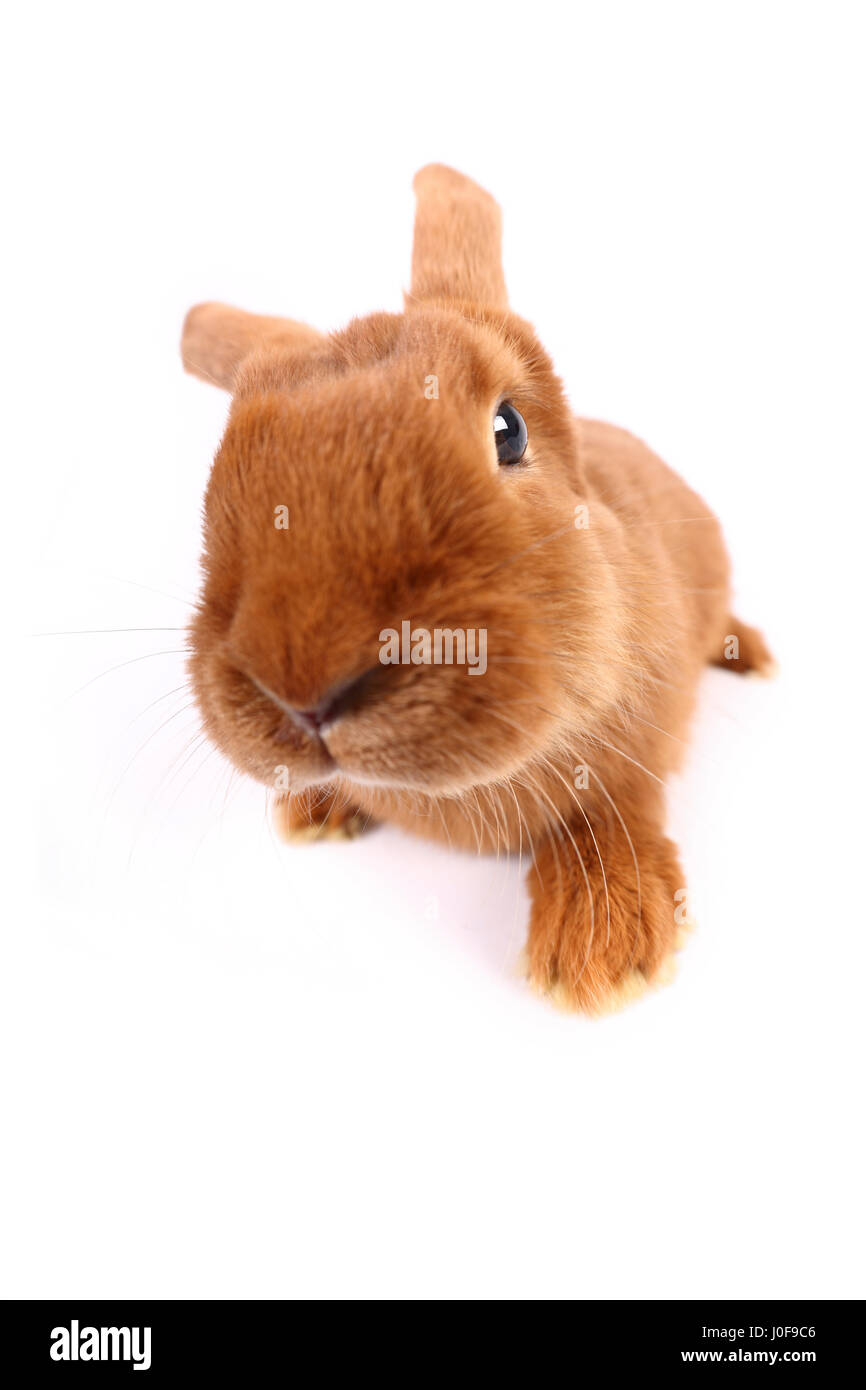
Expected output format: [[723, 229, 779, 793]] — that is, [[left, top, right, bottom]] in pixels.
[[5, 1, 864, 1298]]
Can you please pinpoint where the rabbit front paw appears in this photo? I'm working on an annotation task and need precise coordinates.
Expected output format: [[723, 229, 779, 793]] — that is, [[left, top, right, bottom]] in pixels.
[[273, 788, 372, 843], [526, 819, 688, 1014]]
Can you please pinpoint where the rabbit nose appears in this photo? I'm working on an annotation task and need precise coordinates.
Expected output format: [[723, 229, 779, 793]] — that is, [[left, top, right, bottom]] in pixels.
[[287, 667, 381, 738], [290, 703, 331, 738]]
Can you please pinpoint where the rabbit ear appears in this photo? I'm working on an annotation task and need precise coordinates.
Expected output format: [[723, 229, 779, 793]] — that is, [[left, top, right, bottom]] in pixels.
[[181, 302, 325, 390], [409, 164, 508, 309]]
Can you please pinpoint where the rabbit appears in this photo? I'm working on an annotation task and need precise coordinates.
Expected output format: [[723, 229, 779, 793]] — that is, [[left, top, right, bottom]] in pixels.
[[181, 163, 772, 1014]]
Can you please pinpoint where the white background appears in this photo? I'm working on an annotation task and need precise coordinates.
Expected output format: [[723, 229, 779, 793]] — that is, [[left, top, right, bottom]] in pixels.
[[4, 2, 865, 1299]]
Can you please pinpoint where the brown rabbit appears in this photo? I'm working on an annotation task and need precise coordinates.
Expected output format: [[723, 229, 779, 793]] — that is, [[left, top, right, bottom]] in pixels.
[[181, 164, 772, 1014]]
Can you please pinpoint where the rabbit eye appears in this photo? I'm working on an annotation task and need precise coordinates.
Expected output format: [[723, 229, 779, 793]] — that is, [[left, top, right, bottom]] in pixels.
[[494, 402, 528, 465]]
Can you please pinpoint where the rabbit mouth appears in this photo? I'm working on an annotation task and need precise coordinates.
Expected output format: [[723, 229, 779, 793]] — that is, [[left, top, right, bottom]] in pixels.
[[273, 717, 338, 773], [191, 623, 565, 797]]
